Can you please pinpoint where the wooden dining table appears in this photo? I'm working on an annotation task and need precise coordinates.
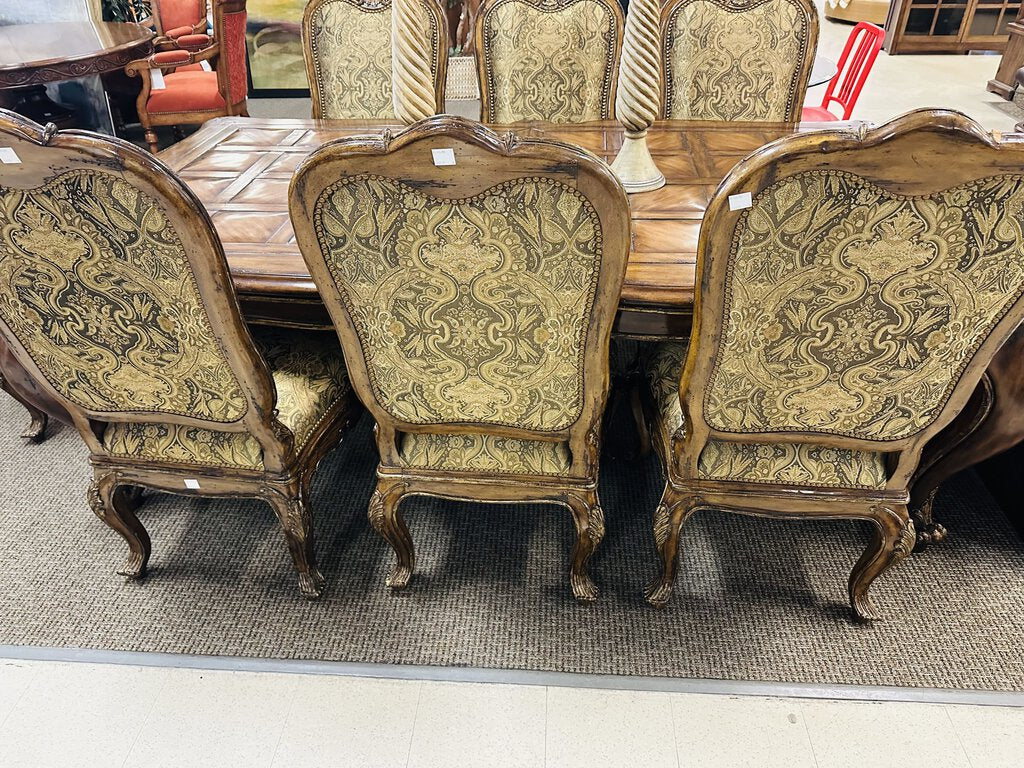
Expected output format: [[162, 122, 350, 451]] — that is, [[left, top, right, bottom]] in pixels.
[[157, 115, 1024, 539]]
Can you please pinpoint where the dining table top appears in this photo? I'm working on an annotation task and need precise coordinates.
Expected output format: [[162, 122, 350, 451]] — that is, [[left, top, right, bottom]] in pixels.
[[0, 21, 154, 89], [161, 116, 852, 337]]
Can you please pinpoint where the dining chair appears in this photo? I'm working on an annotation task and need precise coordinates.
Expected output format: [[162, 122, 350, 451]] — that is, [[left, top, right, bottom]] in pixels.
[[125, 0, 249, 154], [660, 0, 819, 121], [302, 0, 448, 119], [150, 0, 210, 43], [641, 109, 1024, 620], [474, 0, 624, 122], [801, 22, 884, 122], [290, 115, 630, 600], [0, 109, 359, 597]]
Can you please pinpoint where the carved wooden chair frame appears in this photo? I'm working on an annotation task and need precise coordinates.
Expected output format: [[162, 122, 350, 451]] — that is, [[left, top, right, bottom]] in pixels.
[[473, 0, 625, 123], [302, 0, 449, 119], [645, 109, 1024, 620], [659, 0, 819, 122], [0, 111, 358, 597], [290, 115, 630, 600]]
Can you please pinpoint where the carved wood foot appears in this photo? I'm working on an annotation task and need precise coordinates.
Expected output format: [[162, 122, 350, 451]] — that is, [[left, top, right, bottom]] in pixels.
[[644, 487, 693, 608], [368, 483, 414, 591], [916, 521, 948, 547], [266, 487, 324, 599], [849, 505, 915, 622], [89, 474, 151, 580], [20, 405, 47, 441], [566, 493, 604, 602]]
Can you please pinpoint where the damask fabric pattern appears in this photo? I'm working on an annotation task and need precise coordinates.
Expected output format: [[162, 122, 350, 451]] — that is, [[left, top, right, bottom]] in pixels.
[[696, 439, 887, 488], [639, 341, 885, 488], [663, 0, 810, 121], [0, 169, 246, 422], [399, 432, 572, 475], [482, 0, 619, 122], [313, 175, 603, 432], [706, 171, 1024, 441], [308, 0, 438, 119], [102, 328, 352, 469]]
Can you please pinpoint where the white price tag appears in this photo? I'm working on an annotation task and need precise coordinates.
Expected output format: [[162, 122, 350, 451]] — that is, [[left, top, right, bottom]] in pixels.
[[183, 478, 201, 489], [431, 148, 456, 166], [728, 192, 752, 211], [0, 147, 21, 164], [200, 60, 212, 72], [151, 69, 166, 90]]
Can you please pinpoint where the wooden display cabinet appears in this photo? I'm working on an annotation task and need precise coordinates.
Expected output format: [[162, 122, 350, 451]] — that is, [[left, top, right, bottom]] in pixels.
[[884, 0, 1019, 53]]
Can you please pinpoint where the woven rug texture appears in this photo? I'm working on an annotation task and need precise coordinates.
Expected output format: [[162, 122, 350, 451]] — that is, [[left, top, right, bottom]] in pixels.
[[0, 395, 1022, 691]]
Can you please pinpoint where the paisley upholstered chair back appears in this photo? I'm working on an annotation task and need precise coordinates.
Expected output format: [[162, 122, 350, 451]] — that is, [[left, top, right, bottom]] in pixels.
[[290, 116, 630, 475], [0, 111, 281, 457], [474, 0, 624, 123], [303, 0, 448, 119], [213, 0, 249, 109], [661, 0, 819, 122], [677, 110, 1024, 489]]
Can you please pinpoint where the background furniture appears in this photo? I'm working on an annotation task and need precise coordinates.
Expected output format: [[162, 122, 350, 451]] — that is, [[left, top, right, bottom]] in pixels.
[[302, 0, 447, 119], [125, 0, 248, 152], [802, 22, 884, 121], [824, 0, 890, 24], [660, 0, 819, 122], [474, 0, 624, 122], [641, 109, 1024, 620], [291, 115, 630, 600], [884, 0, 1019, 53], [155, 115, 1024, 547], [0, 109, 359, 597], [987, 4, 1024, 97], [0, 19, 153, 131]]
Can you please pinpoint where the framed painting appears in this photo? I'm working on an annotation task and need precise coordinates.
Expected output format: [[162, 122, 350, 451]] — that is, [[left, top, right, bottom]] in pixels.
[[246, 0, 309, 95]]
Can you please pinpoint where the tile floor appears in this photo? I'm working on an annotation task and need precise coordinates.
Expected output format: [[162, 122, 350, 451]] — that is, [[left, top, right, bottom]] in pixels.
[[1, 657, 1022, 768]]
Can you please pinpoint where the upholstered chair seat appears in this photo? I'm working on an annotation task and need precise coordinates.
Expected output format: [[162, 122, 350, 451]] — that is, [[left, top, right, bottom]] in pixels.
[[146, 70, 225, 113], [398, 433, 573, 476], [103, 329, 352, 469]]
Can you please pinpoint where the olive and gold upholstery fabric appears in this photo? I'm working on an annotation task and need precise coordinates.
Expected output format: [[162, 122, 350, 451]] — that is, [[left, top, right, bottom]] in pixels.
[[663, 0, 814, 121], [0, 169, 245, 422], [311, 175, 603, 441], [642, 341, 886, 489], [398, 433, 572, 475], [706, 171, 1024, 442], [305, 0, 441, 119], [103, 328, 352, 469], [479, 0, 620, 122]]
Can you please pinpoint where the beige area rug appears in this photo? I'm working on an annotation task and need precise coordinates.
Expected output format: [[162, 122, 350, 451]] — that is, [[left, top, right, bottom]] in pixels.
[[0, 395, 1022, 691]]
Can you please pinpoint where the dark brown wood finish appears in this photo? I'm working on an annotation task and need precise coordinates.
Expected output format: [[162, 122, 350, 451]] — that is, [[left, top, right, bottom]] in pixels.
[[0, 21, 154, 88]]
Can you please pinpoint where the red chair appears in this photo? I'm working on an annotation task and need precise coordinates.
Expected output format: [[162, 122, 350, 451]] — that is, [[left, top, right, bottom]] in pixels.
[[802, 22, 884, 122], [125, 0, 248, 153], [153, 0, 210, 42]]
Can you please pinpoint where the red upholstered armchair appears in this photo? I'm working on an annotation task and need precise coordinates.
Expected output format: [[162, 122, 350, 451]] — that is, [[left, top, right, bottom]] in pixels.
[[125, 0, 249, 153], [153, 0, 210, 43]]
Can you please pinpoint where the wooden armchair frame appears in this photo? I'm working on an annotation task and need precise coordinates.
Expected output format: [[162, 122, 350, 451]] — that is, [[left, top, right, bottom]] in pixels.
[[126, 0, 248, 154], [0, 111, 358, 596], [290, 115, 630, 600], [302, 0, 449, 119], [645, 109, 1024, 620], [473, 0, 624, 123], [659, 0, 819, 122]]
